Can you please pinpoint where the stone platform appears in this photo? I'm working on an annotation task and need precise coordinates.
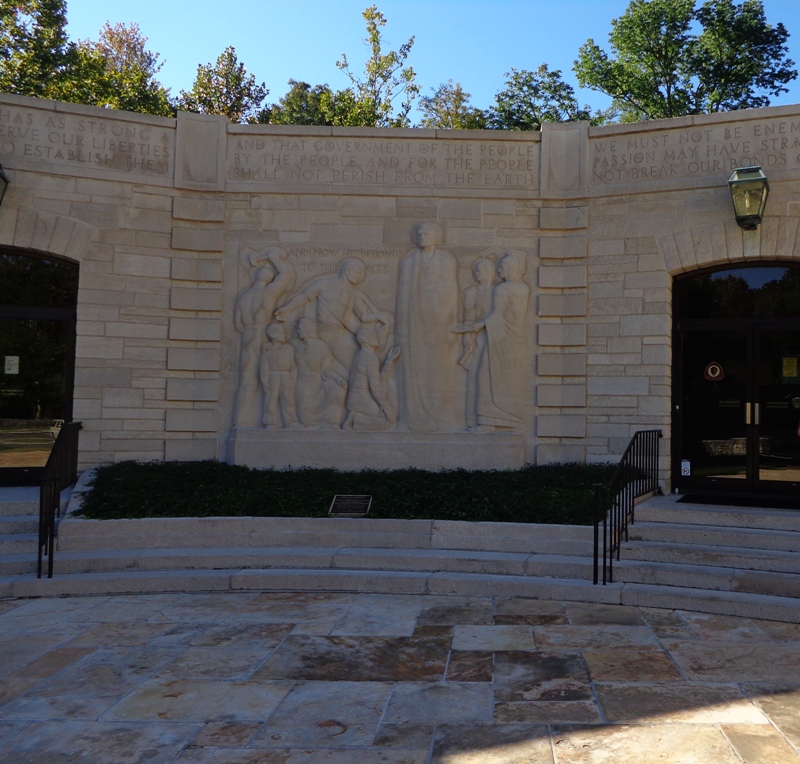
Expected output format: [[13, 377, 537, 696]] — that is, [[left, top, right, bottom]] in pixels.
[[1, 591, 800, 762]]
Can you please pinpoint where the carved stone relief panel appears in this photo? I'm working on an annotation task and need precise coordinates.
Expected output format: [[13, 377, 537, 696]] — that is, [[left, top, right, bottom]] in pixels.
[[231, 223, 531, 434]]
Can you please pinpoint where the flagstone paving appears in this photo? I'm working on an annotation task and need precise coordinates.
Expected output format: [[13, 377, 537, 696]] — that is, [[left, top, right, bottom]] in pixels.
[[0, 591, 799, 762]]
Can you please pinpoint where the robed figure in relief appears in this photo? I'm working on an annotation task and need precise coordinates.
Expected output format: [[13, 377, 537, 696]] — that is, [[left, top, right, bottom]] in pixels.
[[395, 222, 461, 432]]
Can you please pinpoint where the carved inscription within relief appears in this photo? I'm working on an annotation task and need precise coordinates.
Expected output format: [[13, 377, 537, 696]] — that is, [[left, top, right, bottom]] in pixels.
[[592, 118, 800, 185], [0, 106, 173, 175], [232, 226, 531, 434], [228, 136, 539, 190]]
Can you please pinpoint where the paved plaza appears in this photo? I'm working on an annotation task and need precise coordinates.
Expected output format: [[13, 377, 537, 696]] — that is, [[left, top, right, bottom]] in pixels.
[[1, 590, 800, 762]]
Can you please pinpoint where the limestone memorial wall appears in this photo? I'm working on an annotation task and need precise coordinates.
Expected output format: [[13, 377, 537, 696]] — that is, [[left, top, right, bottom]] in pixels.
[[1, 93, 800, 481]]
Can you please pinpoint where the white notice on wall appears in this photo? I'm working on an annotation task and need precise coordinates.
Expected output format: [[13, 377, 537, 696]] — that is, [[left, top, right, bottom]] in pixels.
[[4, 356, 19, 375], [681, 460, 691, 477]]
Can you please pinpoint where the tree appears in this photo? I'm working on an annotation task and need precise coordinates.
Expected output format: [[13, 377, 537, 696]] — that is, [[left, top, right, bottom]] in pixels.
[[335, 4, 418, 127], [0, 0, 71, 98], [418, 80, 487, 129], [574, 0, 797, 122], [269, 80, 334, 125], [71, 22, 173, 117], [179, 46, 268, 123], [489, 65, 593, 131]]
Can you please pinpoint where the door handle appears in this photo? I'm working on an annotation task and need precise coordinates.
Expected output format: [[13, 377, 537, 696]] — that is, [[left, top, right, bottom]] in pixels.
[[754, 403, 760, 426], [745, 402, 751, 425]]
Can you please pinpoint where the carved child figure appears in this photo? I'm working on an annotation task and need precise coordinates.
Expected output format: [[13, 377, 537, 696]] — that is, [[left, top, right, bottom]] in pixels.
[[260, 323, 300, 429], [343, 328, 401, 431]]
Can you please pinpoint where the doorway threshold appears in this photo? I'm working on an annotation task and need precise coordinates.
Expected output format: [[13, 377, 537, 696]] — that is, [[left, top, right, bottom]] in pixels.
[[677, 493, 800, 511]]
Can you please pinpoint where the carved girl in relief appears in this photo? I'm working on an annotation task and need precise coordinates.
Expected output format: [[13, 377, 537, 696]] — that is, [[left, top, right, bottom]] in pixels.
[[452, 251, 530, 430]]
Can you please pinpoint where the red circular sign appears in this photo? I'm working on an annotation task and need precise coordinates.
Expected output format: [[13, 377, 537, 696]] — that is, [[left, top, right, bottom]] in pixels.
[[704, 362, 724, 381]]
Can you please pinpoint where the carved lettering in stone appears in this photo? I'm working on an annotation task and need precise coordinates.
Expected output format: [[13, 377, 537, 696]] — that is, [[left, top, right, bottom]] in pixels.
[[395, 222, 461, 432], [228, 136, 539, 190], [591, 119, 800, 185], [453, 252, 530, 430], [0, 107, 173, 175]]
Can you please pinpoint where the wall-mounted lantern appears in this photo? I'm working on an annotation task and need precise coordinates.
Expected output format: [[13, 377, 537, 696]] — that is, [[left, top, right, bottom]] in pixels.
[[0, 163, 9, 208], [728, 165, 769, 230]]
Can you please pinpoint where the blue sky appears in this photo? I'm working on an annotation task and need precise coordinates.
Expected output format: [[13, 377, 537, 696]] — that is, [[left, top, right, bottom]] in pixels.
[[63, 0, 800, 120]]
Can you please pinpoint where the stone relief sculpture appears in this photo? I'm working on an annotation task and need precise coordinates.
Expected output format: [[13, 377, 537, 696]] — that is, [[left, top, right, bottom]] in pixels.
[[260, 323, 300, 429], [275, 258, 393, 372], [458, 256, 497, 429], [292, 318, 348, 428], [452, 251, 530, 430], [394, 222, 461, 432], [344, 329, 401, 431], [233, 248, 296, 427]]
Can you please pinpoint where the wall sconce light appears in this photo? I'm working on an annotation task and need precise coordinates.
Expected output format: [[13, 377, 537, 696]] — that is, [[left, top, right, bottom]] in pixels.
[[728, 166, 769, 230], [0, 163, 9, 208]]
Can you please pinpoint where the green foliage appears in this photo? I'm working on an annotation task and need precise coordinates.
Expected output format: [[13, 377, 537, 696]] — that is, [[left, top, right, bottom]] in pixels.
[[489, 65, 595, 131], [0, 0, 71, 98], [269, 80, 333, 125], [179, 46, 269, 123], [335, 4, 419, 127], [574, 0, 797, 122], [78, 461, 616, 526], [418, 80, 487, 130]]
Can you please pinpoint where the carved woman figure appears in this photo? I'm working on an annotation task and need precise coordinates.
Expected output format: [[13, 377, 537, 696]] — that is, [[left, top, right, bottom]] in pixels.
[[232, 248, 295, 427], [452, 251, 530, 430], [292, 318, 348, 428]]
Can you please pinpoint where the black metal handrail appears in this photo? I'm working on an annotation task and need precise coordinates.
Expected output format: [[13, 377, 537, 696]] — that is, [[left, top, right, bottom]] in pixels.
[[38, 421, 81, 579], [593, 429, 662, 585]]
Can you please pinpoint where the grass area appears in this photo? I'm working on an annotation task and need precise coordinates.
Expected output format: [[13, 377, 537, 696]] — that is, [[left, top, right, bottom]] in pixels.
[[77, 460, 617, 526]]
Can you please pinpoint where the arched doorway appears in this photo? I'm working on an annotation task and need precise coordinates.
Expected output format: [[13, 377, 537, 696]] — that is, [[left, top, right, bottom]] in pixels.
[[0, 250, 78, 485], [673, 263, 800, 498]]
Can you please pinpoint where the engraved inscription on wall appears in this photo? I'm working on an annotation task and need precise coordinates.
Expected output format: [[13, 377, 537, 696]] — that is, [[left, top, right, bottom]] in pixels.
[[228, 136, 539, 190], [0, 106, 174, 176], [591, 118, 800, 185]]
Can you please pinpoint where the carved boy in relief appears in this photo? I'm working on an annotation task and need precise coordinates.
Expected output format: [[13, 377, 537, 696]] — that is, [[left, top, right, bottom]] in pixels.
[[233, 248, 296, 427], [275, 257, 393, 371], [452, 251, 530, 430], [260, 323, 299, 429], [344, 328, 401, 431], [459, 256, 497, 429]]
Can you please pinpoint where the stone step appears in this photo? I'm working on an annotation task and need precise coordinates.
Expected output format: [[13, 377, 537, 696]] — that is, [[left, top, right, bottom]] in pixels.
[[636, 500, 800, 532], [1, 566, 797, 622], [0, 533, 37, 554], [615, 559, 800, 598], [0, 501, 38, 517], [43, 545, 595, 580], [56, 516, 593, 555], [620, 540, 800, 574], [627, 521, 800, 552], [0, 553, 36, 576], [0, 515, 39, 534]]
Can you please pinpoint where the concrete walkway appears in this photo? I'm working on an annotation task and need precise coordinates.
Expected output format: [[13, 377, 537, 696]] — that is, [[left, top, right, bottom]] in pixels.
[[1, 591, 800, 763]]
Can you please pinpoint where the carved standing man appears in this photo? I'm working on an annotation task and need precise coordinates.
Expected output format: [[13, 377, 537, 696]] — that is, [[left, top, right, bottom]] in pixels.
[[395, 222, 461, 431], [452, 251, 530, 430], [275, 258, 392, 372], [233, 248, 296, 427], [459, 256, 497, 429]]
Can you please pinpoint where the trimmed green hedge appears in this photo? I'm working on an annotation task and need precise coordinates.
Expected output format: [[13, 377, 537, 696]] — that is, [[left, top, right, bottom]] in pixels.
[[77, 461, 615, 526]]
